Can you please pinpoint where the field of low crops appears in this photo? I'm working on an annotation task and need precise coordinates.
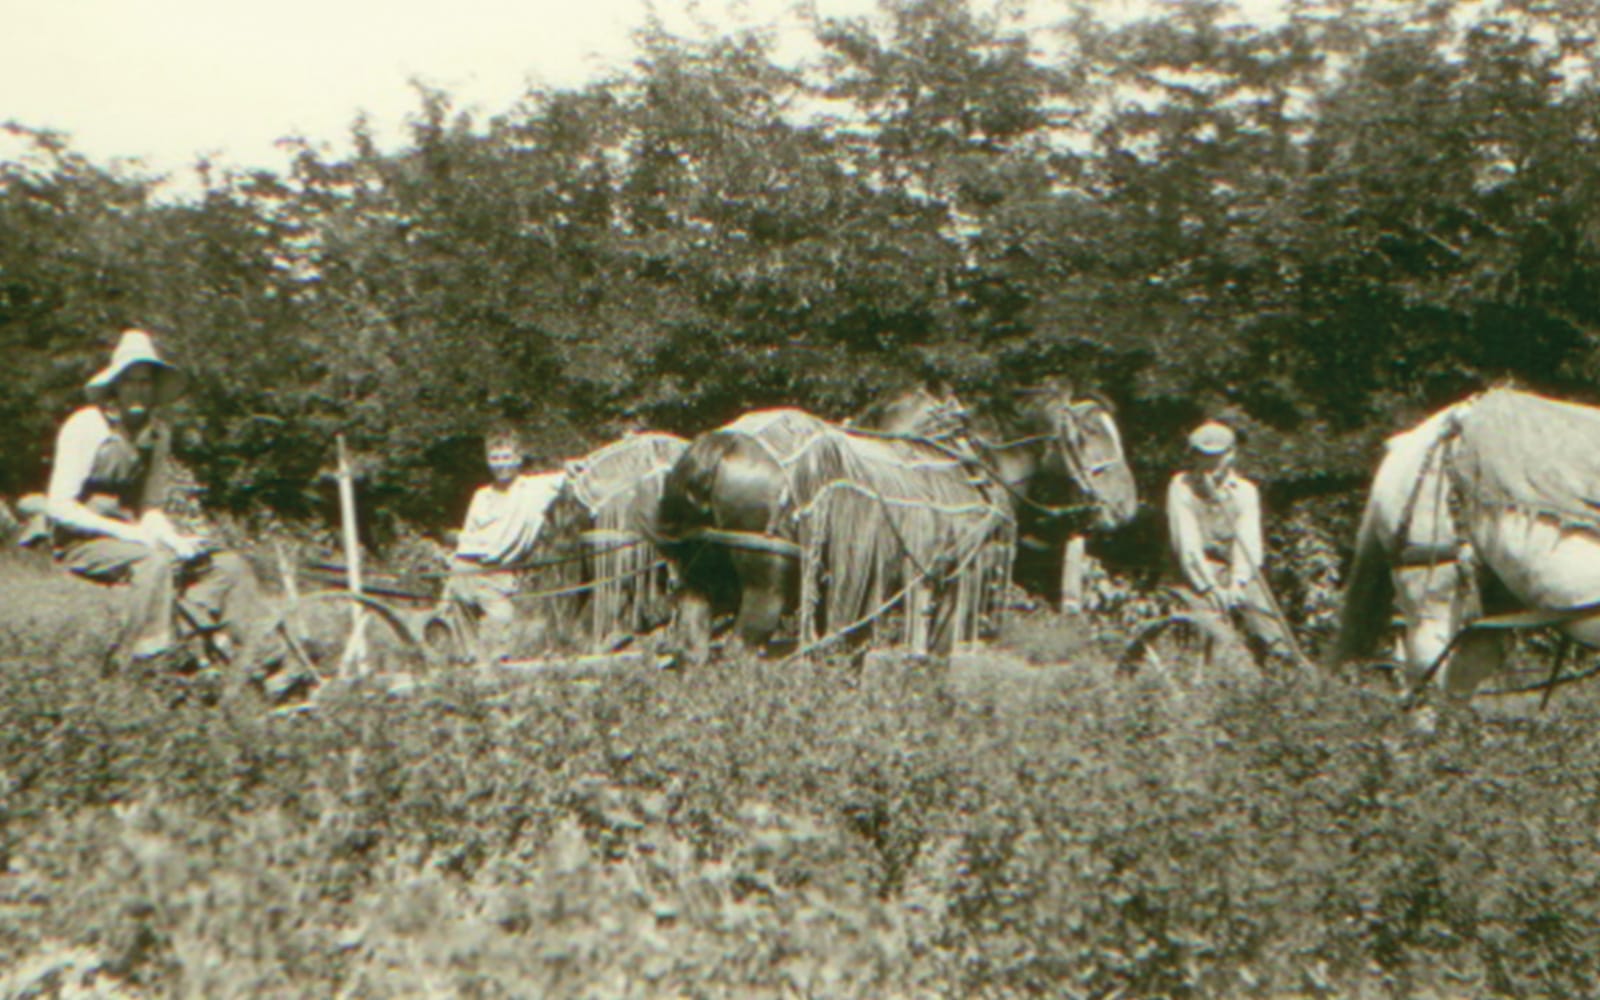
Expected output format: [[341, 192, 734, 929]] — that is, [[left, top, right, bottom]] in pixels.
[[4, 547, 1600, 998]]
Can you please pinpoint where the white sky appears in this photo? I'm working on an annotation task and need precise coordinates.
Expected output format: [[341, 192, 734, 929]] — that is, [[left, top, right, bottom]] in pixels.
[[2, 0, 1286, 189]]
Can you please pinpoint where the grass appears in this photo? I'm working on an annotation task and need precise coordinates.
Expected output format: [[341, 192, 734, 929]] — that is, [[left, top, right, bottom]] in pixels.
[[4, 547, 1600, 997]]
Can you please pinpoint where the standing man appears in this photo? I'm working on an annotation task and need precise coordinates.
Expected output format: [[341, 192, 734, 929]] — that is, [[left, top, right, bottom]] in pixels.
[[45, 329, 277, 678], [441, 425, 564, 664], [1165, 420, 1300, 665]]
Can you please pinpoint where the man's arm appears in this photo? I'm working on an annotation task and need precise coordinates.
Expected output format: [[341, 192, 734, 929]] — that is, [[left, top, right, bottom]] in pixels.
[[45, 410, 150, 545], [132, 424, 198, 557], [1228, 479, 1266, 589], [453, 488, 497, 561], [479, 472, 564, 567], [1166, 474, 1220, 595]]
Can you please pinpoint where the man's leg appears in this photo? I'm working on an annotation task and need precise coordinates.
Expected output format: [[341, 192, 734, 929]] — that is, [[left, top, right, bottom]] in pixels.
[[182, 551, 271, 654], [1236, 577, 1303, 668], [478, 586, 516, 665], [57, 537, 178, 659], [446, 562, 524, 665]]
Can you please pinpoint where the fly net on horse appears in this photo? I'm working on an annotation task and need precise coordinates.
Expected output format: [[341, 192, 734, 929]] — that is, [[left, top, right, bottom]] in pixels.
[[549, 431, 687, 647], [1335, 387, 1600, 689], [724, 408, 1015, 650], [1451, 388, 1600, 533]]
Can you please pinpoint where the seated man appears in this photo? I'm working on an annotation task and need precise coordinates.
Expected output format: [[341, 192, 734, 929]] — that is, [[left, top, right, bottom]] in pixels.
[[1165, 420, 1302, 667], [45, 329, 284, 684], [442, 426, 564, 664]]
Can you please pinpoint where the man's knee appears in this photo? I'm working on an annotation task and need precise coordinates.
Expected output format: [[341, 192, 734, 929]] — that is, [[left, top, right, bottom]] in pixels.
[[205, 550, 253, 584], [482, 598, 516, 625], [128, 544, 177, 578]]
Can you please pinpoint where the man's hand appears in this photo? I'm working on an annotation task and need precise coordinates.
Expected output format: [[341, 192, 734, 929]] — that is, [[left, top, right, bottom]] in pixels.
[[164, 533, 206, 561], [1226, 578, 1253, 609], [112, 520, 160, 548]]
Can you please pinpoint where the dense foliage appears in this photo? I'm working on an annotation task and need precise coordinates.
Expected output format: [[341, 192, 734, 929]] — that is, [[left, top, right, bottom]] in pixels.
[[5, 552, 1600, 997], [4, 0, 1599, 548]]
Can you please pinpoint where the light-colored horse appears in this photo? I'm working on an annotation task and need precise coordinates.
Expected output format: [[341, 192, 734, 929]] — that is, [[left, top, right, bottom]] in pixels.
[[1333, 389, 1600, 694]]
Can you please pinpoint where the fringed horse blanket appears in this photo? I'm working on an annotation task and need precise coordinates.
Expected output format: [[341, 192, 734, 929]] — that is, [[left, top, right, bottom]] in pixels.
[[1452, 388, 1600, 532], [723, 408, 1015, 650], [555, 431, 687, 646]]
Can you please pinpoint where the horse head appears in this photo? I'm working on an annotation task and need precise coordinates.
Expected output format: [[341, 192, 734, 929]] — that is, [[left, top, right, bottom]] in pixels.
[[999, 385, 1139, 532], [852, 384, 969, 440]]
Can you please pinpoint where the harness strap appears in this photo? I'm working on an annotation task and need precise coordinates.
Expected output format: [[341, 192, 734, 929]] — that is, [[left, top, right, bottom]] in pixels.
[[1416, 597, 1600, 689], [1394, 541, 1462, 568], [682, 527, 804, 559]]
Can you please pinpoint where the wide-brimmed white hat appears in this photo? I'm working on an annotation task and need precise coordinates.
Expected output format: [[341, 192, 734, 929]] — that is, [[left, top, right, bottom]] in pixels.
[[85, 329, 186, 405], [1187, 420, 1237, 455]]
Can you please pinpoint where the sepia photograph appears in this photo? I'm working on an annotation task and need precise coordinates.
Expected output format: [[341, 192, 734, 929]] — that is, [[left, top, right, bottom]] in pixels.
[[4, 0, 1600, 995]]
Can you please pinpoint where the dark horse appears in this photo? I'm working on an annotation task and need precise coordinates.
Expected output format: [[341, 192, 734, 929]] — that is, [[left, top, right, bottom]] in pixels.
[[657, 385, 1138, 663]]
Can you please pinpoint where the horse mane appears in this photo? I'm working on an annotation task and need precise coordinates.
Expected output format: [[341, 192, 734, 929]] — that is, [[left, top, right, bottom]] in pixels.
[[529, 432, 688, 646], [562, 432, 687, 525], [850, 384, 968, 441]]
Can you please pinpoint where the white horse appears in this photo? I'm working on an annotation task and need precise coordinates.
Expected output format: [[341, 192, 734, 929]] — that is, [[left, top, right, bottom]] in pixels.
[[1332, 388, 1600, 694]]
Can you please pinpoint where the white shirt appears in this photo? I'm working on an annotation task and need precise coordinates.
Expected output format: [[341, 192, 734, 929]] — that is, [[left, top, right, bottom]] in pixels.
[[46, 405, 182, 546], [455, 471, 565, 565], [1166, 468, 1264, 593]]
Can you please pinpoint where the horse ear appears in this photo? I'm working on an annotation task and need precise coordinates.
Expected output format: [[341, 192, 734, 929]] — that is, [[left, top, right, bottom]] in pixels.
[[1077, 390, 1116, 415], [1011, 377, 1074, 402]]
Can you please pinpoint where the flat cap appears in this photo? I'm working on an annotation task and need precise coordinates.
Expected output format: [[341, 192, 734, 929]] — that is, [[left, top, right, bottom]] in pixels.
[[1187, 421, 1237, 455]]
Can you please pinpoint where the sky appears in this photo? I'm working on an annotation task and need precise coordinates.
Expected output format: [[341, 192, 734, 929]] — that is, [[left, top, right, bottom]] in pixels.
[[2, 0, 1285, 189]]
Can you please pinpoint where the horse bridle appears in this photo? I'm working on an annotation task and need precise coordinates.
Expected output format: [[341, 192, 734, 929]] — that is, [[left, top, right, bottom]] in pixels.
[[906, 400, 1118, 520], [1389, 415, 1484, 688], [1390, 415, 1468, 570]]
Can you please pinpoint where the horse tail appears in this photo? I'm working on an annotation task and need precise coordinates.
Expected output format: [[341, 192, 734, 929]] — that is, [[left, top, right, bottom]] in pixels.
[[1329, 491, 1396, 669]]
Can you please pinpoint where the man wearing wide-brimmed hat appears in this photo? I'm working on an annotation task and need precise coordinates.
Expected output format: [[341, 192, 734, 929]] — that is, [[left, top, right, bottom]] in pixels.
[[1166, 420, 1298, 665], [44, 329, 277, 677]]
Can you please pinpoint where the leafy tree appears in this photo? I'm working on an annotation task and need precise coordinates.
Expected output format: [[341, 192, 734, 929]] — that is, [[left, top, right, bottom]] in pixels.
[[7, 0, 1600, 562], [0, 125, 165, 496]]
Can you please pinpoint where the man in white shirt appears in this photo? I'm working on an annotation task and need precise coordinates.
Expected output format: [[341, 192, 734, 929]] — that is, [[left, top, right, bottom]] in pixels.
[[45, 330, 274, 676], [442, 427, 564, 663], [1165, 421, 1297, 664]]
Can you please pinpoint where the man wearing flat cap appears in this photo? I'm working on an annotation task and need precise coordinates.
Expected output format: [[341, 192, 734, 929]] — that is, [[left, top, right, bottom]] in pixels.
[[45, 329, 280, 679], [1166, 420, 1297, 664]]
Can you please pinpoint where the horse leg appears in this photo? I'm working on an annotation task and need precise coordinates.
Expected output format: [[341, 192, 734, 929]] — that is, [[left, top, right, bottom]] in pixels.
[[729, 550, 793, 653], [708, 441, 791, 657], [1402, 614, 1456, 689], [674, 586, 713, 668], [1438, 630, 1505, 697], [920, 553, 962, 660]]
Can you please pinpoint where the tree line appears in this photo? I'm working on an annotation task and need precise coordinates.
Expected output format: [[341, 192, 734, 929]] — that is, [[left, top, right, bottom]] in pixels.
[[3, 0, 1598, 558]]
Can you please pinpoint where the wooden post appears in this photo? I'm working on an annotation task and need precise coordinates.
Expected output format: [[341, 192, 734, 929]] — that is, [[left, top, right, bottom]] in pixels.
[[1060, 535, 1087, 615], [336, 434, 368, 675]]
